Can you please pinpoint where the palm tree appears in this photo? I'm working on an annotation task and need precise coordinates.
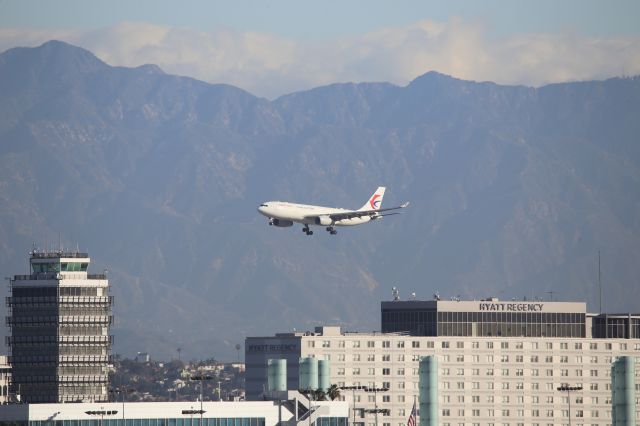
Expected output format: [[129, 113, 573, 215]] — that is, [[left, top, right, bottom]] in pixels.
[[326, 384, 341, 401]]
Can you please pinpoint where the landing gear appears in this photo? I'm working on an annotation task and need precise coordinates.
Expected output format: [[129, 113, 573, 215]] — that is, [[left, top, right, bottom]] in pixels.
[[268, 218, 274, 226], [326, 226, 337, 235], [303, 225, 313, 236]]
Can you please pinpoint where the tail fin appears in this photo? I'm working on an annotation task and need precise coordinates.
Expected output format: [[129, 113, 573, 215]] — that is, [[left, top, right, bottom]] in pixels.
[[359, 187, 386, 211]]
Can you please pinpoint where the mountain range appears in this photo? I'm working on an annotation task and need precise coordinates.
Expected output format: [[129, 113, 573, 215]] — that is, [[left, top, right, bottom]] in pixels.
[[1, 40, 639, 360]]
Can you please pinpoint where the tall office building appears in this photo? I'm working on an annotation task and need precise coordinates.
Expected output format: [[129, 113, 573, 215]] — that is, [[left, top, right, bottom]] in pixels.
[[246, 298, 640, 426], [7, 250, 112, 403]]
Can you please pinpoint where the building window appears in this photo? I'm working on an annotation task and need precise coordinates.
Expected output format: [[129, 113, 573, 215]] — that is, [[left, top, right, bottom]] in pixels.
[[397, 341, 405, 348], [412, 341, 420, 348], [456, 341, 464, 348], [353, 354, 361, 361], [367, 341, 375, 348], [353, 368, 360, 375], [442, 341, 450, 348], [382, 341, 390, 348], [322, 340, 330, 348], [382, 368, 390, 375], [501, 342, 509, 349], [353, 341, 360, 348]]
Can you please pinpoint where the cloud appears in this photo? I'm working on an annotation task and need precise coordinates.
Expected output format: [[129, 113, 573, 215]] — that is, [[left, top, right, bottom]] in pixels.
[[2, 19, 640, 98]]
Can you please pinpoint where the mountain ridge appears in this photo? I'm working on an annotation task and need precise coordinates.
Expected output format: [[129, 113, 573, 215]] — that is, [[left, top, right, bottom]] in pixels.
[[1, 41, 639, 359]]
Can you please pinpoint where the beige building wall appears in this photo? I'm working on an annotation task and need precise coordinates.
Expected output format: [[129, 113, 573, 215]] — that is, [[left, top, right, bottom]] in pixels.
[[247, 326, 640, 426]]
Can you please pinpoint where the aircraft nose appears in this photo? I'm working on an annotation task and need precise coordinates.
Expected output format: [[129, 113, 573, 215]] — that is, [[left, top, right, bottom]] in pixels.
[[257, 204, 268, 215]]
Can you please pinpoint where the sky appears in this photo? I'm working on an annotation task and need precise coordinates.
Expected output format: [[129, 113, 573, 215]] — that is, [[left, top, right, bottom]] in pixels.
[[1, 0, 640, 98]]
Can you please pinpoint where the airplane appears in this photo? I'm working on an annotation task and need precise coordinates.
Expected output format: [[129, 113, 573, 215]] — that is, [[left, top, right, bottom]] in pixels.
[[257, 187, 409, 235]]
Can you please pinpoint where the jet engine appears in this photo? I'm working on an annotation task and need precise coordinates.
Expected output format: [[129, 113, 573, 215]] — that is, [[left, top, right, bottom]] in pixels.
[[315, 215, 333, 226], [272, 219, 293, 227]]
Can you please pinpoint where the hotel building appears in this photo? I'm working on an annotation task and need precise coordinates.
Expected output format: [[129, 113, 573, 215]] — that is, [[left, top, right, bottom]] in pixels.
[[246, 298, 640, 426]]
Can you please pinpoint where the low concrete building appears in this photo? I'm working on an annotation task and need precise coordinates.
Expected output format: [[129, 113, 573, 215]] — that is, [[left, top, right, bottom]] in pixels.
[[0, 399, 349, 426]]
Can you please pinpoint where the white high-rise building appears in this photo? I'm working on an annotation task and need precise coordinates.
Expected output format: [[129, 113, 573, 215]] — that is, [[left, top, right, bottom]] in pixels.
[[7, 250, 112, 403], [246, 298, 640, 426]]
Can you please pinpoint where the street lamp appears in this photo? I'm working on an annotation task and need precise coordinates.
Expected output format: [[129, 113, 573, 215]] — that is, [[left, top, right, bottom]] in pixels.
[[339, 385, 363, 425], [557, 385, 583, 426], [190, 374, 213, 426], [109, 387, 134, 425], [362, 386, 389, 426]]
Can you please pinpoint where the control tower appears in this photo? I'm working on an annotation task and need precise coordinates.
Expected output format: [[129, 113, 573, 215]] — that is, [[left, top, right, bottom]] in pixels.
[[7, 250, 112, 403]]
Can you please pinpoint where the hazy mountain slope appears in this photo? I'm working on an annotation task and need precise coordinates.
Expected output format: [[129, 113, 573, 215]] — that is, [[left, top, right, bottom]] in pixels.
[[1, 41, 639, 359]]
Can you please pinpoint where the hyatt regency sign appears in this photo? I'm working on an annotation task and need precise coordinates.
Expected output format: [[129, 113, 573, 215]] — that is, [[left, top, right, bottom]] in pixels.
[[479, 302, 544, 312], [247, 344, 297, 353]]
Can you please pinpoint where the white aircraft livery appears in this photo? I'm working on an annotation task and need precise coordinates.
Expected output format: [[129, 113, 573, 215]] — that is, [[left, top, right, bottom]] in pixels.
[[258, 187, 409, 235]]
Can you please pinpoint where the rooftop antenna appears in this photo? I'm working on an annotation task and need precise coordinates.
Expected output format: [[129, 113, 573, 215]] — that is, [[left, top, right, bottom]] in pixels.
[[546, 290, 556, 302], [598, 250, 602, 313], [410, 292, 416, 301], [392, 287, 400, 301], [433, 291, 440, 301]]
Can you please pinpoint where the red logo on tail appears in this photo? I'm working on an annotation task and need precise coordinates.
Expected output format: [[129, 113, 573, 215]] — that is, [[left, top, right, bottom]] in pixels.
[[369, 194, 381, 209]]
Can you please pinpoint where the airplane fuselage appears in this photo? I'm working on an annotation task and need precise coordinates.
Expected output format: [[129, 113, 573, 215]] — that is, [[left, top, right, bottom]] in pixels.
[[258, 202, 372, 226]]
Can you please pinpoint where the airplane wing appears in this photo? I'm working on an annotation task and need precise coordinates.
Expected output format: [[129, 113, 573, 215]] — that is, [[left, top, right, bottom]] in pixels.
[[304, 202, 410, 222]]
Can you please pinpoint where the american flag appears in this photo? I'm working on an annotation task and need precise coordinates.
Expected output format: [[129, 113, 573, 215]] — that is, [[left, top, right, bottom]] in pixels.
[[407, 401, 417, 426]]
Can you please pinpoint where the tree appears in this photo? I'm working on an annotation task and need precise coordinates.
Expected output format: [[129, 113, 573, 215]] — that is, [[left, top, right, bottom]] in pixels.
[[326, 384, 341, 401]]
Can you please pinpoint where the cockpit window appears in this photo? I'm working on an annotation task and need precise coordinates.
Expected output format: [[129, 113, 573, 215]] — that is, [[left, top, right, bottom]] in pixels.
[[260, 204, 268, 207]]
